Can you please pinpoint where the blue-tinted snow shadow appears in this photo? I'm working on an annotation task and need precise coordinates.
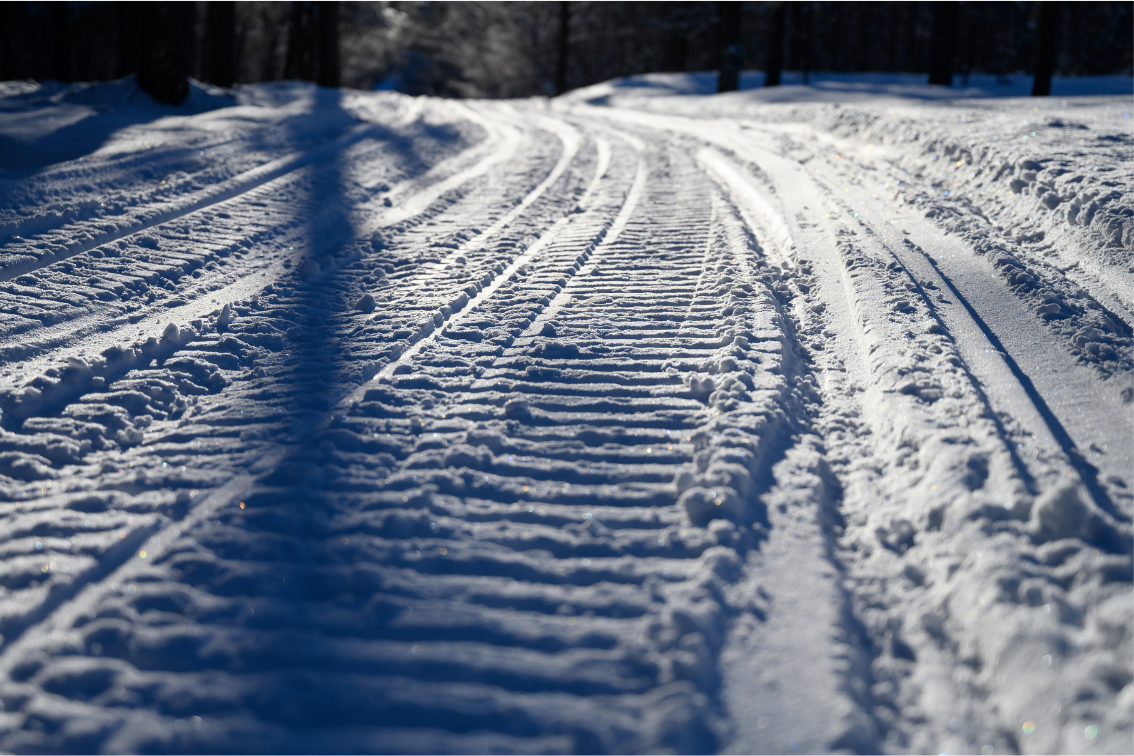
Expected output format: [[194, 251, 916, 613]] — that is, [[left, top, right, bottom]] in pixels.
[[145, 88, 516, 750], [0, 76, 237, 175]]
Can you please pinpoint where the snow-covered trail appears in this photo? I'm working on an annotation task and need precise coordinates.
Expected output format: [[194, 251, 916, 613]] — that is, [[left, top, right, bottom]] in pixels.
[[0, 81, 1130, 754]]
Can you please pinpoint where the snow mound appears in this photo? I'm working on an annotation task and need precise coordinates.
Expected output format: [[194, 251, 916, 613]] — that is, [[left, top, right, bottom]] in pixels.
[[563, 70, 1134, 107], [0, 76, 236, 175]]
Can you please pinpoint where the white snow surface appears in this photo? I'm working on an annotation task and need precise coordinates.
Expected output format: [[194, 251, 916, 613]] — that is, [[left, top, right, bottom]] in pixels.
[[0, 73, 1131, 754]]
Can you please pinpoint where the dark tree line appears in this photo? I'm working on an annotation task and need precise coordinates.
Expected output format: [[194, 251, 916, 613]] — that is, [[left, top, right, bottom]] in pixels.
[[0, 1, 338, 104], [0, 2, 1129, 103]]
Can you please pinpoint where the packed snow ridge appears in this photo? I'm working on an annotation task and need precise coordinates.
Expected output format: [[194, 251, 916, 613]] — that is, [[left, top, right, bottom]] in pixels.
[[0, 73, 1131, 754]]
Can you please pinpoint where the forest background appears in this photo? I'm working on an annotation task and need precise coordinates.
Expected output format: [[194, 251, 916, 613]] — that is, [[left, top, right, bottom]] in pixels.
[[1, 1, 1132, 103]]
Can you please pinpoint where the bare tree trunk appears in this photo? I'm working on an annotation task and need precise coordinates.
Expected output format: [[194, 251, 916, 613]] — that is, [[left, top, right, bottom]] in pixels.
[[1, 2, 23, 80], [886, 2, 900, 71], [785, 1, 800, 72], [669, 2, 691, 73], [285, 2, 315, 81], [801, 1, 812, 83], [957, 2, 972, 86], [1032, 1, 1059, 96], [902, 1, 919, 72], [853, 2, 870, 71], [555, 1, 569, 95], [181, 3, 199, 83], [50, 2, 72, 81], [203, 2, 236, 87], [137, 2, 189, 104], [928, 1, 958, 85], [262, 5, 283, 82], [117, 2, 139, 78], [316, 1, 339, 87], [765, 2, 786, 87], [717, 1, 742, 93]]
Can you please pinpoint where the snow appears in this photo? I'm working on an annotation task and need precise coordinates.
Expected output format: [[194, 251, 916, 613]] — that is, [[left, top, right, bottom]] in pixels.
[[0, 76, 238, 175], [0, 71, 1130, 754], [566, 70, 1134, 105]]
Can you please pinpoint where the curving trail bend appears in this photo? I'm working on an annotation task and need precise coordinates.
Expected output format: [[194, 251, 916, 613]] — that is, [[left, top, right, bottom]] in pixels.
[[0, 84, 1130, 754]]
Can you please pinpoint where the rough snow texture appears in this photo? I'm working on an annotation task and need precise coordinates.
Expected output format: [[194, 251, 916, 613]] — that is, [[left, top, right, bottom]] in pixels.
[[0, 75, 1131, 754]]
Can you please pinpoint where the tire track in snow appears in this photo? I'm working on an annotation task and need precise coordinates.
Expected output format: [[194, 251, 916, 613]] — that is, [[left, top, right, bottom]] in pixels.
[[515, 129, 646, 341], [0, 91, 426, 246], [324, 140, 752, 752], [361, 110, 586, 381], [871, 221, 1123, 523], [723, 116, 1132, 499], [0, 114, 593, 667], [373, 125, 605, 383], [0, 127, 801, 753], [0, 109, 589, 672], [694, 148, 794, 268], [588, 103, 1131, 752], [0, 107, 578, 426], [0, 103, 513, 361], [577, 108, 889, 750], [0, 138, 436, 359], [2, 112, 834, 756], [2, 91, 1130, 755], [0, 97, 472, 284], [0, 123, 384, 283], [0, 106, 595, 674], [689, 124, 1132, 753], [692, 151, 884, 753], [785, 119, 1131, 505]]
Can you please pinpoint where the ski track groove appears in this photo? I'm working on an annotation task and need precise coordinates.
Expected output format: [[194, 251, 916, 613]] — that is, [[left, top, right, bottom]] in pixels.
[[878, 221, 1121, 521]]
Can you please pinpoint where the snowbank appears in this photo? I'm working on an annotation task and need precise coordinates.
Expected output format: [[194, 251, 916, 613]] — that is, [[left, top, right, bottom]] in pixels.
[[564, 70, 1134, 107]]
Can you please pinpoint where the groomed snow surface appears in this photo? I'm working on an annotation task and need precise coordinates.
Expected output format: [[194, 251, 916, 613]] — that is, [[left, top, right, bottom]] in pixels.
[[0, 72, 1131, 754]]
